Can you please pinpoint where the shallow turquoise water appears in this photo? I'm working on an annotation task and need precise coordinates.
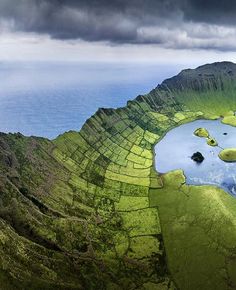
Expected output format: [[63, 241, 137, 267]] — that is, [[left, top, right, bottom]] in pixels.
[[0, 62, 182, 139], [155, 119, 236, 195]]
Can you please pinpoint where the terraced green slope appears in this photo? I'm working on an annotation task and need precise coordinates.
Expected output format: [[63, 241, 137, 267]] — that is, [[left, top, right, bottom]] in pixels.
[[1, 61, 236, 289]]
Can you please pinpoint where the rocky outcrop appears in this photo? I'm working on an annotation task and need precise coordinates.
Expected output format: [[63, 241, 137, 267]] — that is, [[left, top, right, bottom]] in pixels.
[[191, 152, 204, 163]]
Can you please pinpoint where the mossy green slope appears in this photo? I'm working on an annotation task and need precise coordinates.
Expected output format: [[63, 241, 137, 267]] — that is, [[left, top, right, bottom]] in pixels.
[[1, 62, 236, 289]]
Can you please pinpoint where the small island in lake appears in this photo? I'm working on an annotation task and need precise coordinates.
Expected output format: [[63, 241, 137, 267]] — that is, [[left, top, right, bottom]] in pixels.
[[207, 137, 218, 146], [219, 148, 236, 162], [194, 127, 209, 137], [194, 127, 218, 146], [194, 128, 236, 162]]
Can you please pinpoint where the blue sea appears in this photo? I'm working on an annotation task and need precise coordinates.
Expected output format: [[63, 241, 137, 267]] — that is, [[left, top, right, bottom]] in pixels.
[[0, 62, 183, 139]]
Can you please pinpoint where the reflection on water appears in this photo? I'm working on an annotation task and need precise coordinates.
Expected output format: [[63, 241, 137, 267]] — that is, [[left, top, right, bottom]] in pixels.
[[155, 119, 236, 195]]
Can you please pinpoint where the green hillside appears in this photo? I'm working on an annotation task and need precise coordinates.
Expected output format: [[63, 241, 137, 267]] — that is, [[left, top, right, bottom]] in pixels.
[[1, 62, 236, 289]]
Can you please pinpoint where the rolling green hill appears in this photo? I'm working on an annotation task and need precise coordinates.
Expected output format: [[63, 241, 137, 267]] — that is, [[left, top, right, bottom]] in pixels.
[[1, 62, 236, 290]]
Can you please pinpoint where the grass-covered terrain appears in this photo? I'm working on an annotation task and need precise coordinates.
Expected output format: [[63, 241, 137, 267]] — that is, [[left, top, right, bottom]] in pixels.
[[219, 148, 236, 162], [194, 127, 209, 137], [1, 61, 236, 289]]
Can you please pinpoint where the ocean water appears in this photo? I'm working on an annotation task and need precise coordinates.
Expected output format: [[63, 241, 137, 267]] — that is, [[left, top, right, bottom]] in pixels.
[[0, 61, 183, 139], [155, 120, 236, 195]]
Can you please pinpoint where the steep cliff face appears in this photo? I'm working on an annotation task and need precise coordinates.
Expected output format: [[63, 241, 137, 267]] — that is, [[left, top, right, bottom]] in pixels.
[[160, 61, 236, 91], [1, 62, 236, 290]]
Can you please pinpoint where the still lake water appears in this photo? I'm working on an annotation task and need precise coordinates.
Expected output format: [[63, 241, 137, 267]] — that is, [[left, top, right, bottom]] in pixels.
[[0, 62, 183, 139], [155, 120, 236, 195]]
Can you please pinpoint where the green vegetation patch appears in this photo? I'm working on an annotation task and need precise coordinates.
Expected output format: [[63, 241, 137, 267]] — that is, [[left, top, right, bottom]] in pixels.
[[194, 127, 209, 137], [222, 115, 236, 127], [207, 137, 218, 146], [194, 127, 218, 146], [219, 148, 236, 162], [149, 170, 236, 290], [128, 236, 161, 259], [120, 208, 161, 237], [115, 196, 149, 211]]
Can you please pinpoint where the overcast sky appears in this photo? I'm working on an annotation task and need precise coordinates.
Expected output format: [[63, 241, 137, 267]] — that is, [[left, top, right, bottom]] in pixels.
[[1, 0, 236, 64]]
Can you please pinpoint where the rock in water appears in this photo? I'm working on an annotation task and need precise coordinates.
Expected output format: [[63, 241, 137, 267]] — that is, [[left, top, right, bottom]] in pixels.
[[191, 152, 204, 163]]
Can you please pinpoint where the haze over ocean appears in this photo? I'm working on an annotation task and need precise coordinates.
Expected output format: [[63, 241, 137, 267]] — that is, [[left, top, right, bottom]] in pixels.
[[0, 62, 183, 139]]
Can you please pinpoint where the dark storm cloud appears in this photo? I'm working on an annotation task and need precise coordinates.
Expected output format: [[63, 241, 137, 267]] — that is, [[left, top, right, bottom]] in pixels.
[[1, 0, 236, 50], [182, 0, 236, 25], [0, 0, 179, 41]]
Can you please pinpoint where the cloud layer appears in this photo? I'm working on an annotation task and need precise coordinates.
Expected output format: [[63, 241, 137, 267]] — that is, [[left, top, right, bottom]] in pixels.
[[1, 0, 236, 51]]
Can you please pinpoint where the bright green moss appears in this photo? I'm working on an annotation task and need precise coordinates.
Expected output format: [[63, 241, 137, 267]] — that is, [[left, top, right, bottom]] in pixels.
[[115, 196, 149, 211], [219, 148, 236, 162], [128, 236, 161, 259], [120, 208, 161, 237], [222, 115, 236, 127], [207, 137, 218, 146], [194, 127, 209, 137]]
